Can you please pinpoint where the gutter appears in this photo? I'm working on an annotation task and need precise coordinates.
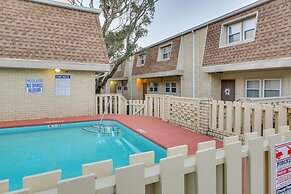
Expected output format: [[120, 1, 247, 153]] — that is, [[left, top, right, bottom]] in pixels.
[[30, 0, 102, 14], [0, 58, 111, 72]]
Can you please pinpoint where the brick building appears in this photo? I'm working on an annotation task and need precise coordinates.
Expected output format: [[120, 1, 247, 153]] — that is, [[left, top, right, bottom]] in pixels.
[[109, 0, 291, 101], [108, 27, 209, 100], [0, 0, 110, 121], [202, 0, 291, 101]]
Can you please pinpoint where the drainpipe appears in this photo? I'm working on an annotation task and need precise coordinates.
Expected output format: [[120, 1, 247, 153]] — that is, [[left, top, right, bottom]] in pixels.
[[192, 30, 196, 98]]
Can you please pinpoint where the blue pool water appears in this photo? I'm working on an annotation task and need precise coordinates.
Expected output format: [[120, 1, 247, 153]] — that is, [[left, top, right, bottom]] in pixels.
[[0, 121, 166, 191]]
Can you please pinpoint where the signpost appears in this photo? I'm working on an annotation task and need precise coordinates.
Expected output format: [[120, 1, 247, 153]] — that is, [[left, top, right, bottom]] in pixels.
[[275, 141, 291, 194], [26, 79, 43, 93], [55, 75, 71, 96]]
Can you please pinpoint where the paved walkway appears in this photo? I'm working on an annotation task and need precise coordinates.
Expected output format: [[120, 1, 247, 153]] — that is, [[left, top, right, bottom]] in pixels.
[[0, 115, 223, 155]]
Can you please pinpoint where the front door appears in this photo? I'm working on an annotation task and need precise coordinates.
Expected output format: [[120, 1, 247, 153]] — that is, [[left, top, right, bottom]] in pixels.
[[221, 80, 235, 101], [143, 83, 147, 100]]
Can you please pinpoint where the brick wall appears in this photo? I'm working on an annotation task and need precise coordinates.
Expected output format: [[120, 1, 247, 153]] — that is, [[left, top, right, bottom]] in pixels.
[[203, 0, 291, 66], [132, 37, 181, 75], [194, 27, 213, 98], [0, 0, 108, 64], [112, 64, 125, 78], [0, 68, 96, 121]]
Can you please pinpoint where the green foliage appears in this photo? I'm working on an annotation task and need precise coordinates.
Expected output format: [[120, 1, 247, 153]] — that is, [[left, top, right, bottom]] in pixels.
[[68, 0, 157, 93]]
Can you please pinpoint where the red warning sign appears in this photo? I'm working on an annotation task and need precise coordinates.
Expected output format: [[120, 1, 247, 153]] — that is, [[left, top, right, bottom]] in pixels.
[[275, 141, 291, 194]]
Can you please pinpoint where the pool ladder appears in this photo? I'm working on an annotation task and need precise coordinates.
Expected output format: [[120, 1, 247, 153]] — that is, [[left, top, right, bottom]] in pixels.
[[81, 100, 112, 134], [82, 124, 121, 136]]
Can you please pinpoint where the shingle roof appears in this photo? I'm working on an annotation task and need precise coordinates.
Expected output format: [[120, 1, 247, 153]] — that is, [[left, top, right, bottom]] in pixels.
[[0, 0, 109, 65]]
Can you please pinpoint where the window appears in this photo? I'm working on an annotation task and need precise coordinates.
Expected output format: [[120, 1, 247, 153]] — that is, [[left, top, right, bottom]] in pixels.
[[137, 54, 146, 66], [243, 17, 256, 40], [165, 83, 171, 93], [227, 17, 256, 44], [158, 44, 171, 61], [117, 84, 122, 91], [171, 83, 177, 93], [220, 13, 257, 47], [246, 80, 261, 98], [123, 81, 128, 91], [165, 82, 177, 94], [228, 22, 241, 43], [149, 82, 158, 92], [263, 79, 281, 97]]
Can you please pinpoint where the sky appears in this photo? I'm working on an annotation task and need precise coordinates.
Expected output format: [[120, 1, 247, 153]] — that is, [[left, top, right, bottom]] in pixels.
[[82, 0, 259, 47]]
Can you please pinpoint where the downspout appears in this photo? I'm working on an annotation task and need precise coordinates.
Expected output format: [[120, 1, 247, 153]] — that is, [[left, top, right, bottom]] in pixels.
[[192, 30, 196, 97]]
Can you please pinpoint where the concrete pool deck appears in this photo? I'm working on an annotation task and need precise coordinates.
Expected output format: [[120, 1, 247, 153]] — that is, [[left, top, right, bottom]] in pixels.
[[0, 115, 223, 155]]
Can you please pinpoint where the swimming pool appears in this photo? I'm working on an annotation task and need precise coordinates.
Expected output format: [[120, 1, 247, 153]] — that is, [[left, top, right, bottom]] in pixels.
[[0, 121, 166, 191]]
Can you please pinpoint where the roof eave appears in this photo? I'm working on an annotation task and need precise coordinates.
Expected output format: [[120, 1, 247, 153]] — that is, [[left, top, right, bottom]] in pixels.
[[0, 58, 111, 72], [142, 0, 270, 50], [30, 0, 102, 14]]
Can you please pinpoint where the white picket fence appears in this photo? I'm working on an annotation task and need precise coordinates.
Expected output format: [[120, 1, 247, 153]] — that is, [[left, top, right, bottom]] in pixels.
[[128, 100, 145, 115], [96, 94, 127, 115], [2, 128, 291, 194], [96, 94, 291, 139], [209, 100, 289, 139]]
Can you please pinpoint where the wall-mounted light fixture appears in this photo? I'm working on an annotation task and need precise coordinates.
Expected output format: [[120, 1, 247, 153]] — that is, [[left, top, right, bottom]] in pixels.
[[54, 69, 61, 73]]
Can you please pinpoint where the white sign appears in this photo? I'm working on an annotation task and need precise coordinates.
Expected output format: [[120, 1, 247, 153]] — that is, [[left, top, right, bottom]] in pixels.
[[275, 141, 291, 194], [55, 75, 71, 96], [26, 79, 43, 93]]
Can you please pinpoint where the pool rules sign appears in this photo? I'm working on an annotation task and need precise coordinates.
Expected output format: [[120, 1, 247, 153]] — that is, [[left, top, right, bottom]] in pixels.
[[275, 141, 291, 194], [55, 75, 71, 96]]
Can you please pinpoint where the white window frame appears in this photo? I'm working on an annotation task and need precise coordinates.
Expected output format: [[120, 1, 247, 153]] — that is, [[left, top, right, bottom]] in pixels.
[[220, 12, 258, 48], [157, 43, 172, 61], [117, 83, 122, 91], [245, 79, 261, 98], [149, 82, 158, 93], [263, 79, 282, 97], [165, 82, 177, 94], [137, 54, 146, 67], [227, 22, 242, 44]]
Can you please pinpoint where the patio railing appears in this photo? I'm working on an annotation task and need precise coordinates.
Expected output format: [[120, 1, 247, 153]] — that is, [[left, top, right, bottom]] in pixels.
[[96, 94, 291, 140], [209, 100, 288, 140]]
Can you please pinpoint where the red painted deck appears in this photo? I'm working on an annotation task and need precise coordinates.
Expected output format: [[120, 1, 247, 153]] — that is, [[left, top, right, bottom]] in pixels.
[[0, 115, 223, 155]]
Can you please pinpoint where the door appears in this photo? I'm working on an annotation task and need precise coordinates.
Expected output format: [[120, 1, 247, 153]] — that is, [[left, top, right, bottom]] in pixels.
[[221, 80, 235, 101], [143, 83, 147, 100]]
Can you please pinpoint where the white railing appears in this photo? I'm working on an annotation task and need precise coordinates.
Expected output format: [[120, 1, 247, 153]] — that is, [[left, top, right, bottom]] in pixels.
[[144, 94, 166, 119], [2, 128, 291, 194], [128, 100, 145, 115], [209, 100, 288, 140], [96, 94, 291, 139], [96, 94, 127, 115]]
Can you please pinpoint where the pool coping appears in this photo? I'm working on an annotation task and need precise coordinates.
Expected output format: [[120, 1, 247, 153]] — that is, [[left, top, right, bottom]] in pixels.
[[0, 115, 169, 151], [0, 115, 223, 155]]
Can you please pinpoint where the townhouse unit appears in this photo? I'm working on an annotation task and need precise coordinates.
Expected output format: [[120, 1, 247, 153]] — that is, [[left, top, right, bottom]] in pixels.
[[202, 0, 291, 101], [0, 0, 109, 121], [109, 0, 290, 101], [108, 26, 211, 100]]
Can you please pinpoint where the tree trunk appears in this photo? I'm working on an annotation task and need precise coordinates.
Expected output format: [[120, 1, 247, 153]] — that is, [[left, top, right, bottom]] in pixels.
[[95, 62, 122, 94]]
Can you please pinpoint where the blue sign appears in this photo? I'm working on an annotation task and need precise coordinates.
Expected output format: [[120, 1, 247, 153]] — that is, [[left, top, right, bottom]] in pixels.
[[55, 75, 71, 79], [55, 75, 71, 96], [26, 79, 43, 93]]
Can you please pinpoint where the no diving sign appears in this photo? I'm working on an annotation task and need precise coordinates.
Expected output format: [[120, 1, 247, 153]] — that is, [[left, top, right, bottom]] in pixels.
[[275, 141, 291, 194]]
